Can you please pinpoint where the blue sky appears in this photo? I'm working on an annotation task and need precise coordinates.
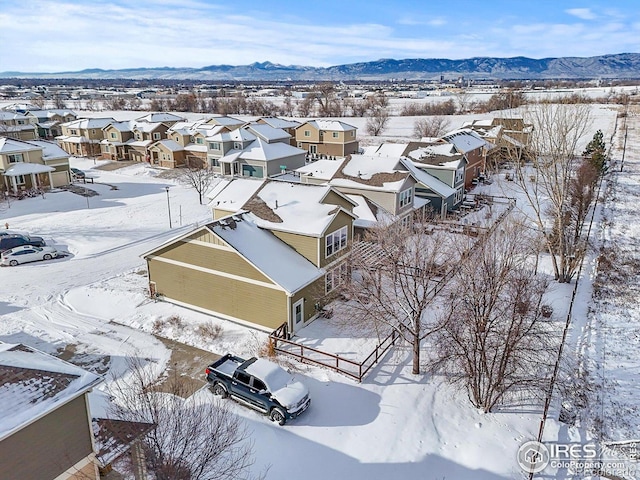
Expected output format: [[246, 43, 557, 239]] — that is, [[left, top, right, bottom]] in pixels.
[[1, 0, 639, 72]]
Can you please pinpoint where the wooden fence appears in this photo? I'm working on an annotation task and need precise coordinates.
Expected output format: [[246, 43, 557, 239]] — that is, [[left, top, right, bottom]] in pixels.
[[269, 324, 400, 382]]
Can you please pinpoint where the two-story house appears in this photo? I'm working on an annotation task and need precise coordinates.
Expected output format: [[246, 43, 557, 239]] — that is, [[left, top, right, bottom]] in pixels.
[[0, 111, 38, 141], [255, 116, 301, 146], [441, 128, 494, 188], [1, 137, 71, 193], [143, 180, 357, 334], [24, 109, 77, 139], [295, 120, 359, 158], [58, 117, 115, 157], [0, 343, 103, 480], [101, 121, 135, 160], [463, 117, 532, 166]]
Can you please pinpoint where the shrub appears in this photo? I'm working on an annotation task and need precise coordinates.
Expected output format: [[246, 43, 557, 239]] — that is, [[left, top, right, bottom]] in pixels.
[[197, 322, 223, 341]]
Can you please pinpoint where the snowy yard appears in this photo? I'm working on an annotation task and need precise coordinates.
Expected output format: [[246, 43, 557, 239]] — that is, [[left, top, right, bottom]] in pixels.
[[0, 103, 637, 479]]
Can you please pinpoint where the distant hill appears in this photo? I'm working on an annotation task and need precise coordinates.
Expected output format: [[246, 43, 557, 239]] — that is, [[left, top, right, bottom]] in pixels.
[[2, 54, 640, 81]]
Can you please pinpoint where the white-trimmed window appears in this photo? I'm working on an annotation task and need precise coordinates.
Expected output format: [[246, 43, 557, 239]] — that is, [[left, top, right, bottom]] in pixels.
[[110, 132, 117, 139], [304, 130, 310, 137], [399, 188, 413, 208], [153, 132, 161, 140], [71, 129, 78, 135], [15, 174, 25, 185], [326, 262, 348, 293], [211, 159, 220, 167], [455, 168, 464, 184], [7, 153, 23, 164], [350, 131, 355, 137], [455, 187, 464, 204], [196, 137, 204, 144], [325, 225, 348, 258], [209, 142, 221, 150]]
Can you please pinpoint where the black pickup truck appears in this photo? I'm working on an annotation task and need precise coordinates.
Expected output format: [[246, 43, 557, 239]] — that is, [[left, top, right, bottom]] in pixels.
[[205, 354, 310, 425]]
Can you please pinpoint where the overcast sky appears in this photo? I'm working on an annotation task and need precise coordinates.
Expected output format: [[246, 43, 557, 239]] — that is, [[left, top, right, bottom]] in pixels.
[[1, 0, 639, 73]]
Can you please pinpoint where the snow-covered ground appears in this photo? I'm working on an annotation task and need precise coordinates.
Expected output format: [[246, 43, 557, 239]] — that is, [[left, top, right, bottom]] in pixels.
[[0, 104, 636, 479]]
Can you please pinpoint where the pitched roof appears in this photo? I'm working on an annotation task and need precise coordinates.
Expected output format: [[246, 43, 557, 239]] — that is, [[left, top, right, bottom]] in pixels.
[[240, 138, 305, 162], [441, 128, 494, 153], [257, 116, 301, 129], [329, 154, 410, 193], [0, 137, 40, 154], [399, 158, 457, 198], [135, 112, 185, 123], [300, 119, 357, 132], [62, 117, 115, 129], [296, 158, 346, 181], [207, 177, 266, 208], [150, 139, 183, 152], [0, 343, 102, 441], [244, 124, 291, 142], [24, 140, 69, 160]]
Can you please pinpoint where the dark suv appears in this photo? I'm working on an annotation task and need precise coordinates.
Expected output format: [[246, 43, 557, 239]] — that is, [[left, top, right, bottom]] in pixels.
[[0, 234, 46, 253]]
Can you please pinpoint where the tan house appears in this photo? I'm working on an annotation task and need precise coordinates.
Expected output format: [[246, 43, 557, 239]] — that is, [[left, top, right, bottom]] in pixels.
[[295, 120, 359, 158], [58, 117, 115, 157], [25, 109, 77, 139], [1, 138, 71, 193], [101, 121, 134, 160], [0, 343, 103, 480], [147, 139, 186, 168], [144, 181, 357, 333], [0, 111, 38, 141], [463, 117, 532, 165], [135, 112, 185, 125], [255, 116, 301, 146]]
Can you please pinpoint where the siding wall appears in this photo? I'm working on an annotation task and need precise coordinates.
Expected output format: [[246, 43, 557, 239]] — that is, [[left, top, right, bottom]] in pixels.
[[320, 211, 353, 268], [271, 230, 319, 266], [0, 395, 95, 480]]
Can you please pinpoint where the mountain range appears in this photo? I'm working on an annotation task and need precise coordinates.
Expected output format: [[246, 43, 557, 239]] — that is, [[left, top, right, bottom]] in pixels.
[[2, 53, 640, 81]]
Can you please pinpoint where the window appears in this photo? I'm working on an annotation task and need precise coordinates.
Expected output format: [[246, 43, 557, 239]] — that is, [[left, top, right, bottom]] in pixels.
[[325, 225, 348, 258], [455, 168, 464, 184], [135, 134, 141, 140], [350, 131, 355, 137], [153, 132, 161, 140], [332, 132, 339, 138], [196, 137, 204, 144], [325, 262, 348, 293], [209, 142, 221, 150], [252, 378, 266, 392], [71, 129, 78, 135], [399, 188, 413, 208], [110, 132, 116, 139], [242, 164, 263, 178], [211, 159, 220, 167], [15, 175, 25, 185], [455, 187, 464, 204], [304, 130, 310, 137], [7, 153, 23, 164], [236, 372, 250, 385]]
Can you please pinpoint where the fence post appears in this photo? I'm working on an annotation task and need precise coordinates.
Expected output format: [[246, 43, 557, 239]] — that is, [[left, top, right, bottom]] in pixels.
[[336, 354, 340, 372]]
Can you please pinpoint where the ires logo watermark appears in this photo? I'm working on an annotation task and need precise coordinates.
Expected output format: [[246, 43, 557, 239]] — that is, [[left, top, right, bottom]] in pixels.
[[517, 440, 637, 477]]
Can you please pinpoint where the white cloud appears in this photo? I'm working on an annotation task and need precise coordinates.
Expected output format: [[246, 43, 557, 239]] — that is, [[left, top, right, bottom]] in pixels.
[[566, 8, 597, 20]]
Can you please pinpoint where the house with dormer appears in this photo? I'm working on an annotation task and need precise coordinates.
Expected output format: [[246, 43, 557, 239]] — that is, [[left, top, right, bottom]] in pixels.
[[0, 111, 38, 141], [25, 109, 77, 139], [295, 120, 359, 157], [144, 180, 357, 333], [0, 343, 103, 480]]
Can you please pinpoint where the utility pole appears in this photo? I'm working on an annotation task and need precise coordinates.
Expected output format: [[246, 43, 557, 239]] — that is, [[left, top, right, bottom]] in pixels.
[[165, 186, 172, 228], [620, 125, 628, 172]]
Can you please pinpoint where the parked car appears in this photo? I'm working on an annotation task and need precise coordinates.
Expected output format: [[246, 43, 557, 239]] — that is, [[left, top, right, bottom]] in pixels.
[[70, 168, 86, 180], [1, 245, 58, 266], [0, 234, 46, 252], [205, 354, 310, 425], [0, 230, 26, 237]]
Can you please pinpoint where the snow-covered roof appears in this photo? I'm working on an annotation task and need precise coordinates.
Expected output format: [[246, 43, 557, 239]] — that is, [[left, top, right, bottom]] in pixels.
[[330, 154, 409, 193], [206, 115, 244, 127], [0, 343, 102, 441], [441, 128, 494, 153], [133, 122, 164, 133], [368, 143, 410, 158], [303, 119, 357, 132], [346, 194, 394, 228], [244, 124, 291, 142], [135, 112, 185, 123], [246, 181, 354, 237], [3, 162, 55, 176], [150, 139, 183, 152], [104, 121, 132, 132], [25, 140, 69, 160], [25, 109, 76, 119], [296, 158, 346, 181], [207, 177, 266, 207], [207, 128, 256, 143], [206, 213, 324, 293], [400, 158, 457, 198], [258, 116, 301, 130], [0, 111, 30, 121], [240, 138, 305, 162], [0, 137, 39, 154], [62, 117, 115, 130], [127, 140, 152, 148]]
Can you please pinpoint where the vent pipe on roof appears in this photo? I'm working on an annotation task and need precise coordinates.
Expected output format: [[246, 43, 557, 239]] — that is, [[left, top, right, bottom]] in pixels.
[[275, 199, 279, 209]]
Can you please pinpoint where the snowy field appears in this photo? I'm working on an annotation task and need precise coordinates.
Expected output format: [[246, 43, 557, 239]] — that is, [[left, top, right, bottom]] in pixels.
[[0, 103, 637, 480]]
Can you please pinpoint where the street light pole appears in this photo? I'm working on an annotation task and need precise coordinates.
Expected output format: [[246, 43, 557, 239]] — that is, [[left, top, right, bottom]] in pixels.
[[165, 186, 172, 228]]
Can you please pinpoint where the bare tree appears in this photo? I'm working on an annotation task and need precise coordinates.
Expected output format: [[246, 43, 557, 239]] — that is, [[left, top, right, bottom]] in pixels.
[[339, 211, 451, 374], [107, 356, 260, 480], [511, 103, 594, 283], [180, 159, 217, 205], [433, 219, 556, 412], [413, 116, 451, 139], [365, 107, 389, 136]]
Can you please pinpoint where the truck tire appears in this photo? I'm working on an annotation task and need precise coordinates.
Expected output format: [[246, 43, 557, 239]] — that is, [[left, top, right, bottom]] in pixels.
[[269, 407, 286, 426], [43, 254, 52, 260], [212, 382, 228, 398]]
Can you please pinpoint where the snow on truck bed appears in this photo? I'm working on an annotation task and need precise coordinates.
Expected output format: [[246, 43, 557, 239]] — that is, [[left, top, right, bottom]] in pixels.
[[215, 356, 244, 377]]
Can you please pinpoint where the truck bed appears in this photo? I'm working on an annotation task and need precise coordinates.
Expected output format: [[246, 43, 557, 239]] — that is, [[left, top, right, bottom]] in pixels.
[[211, 354, 245, 378]]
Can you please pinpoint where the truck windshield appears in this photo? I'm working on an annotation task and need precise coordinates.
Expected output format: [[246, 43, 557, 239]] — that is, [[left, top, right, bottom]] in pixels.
[[263, 367, 292, 392]]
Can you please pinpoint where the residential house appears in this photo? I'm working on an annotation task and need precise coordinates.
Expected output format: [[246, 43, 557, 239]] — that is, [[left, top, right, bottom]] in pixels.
[[1, 137, 71, 193], [166, 119, 228, 168], [147, 139, 186, 168], [0, 111, 38, 141], [145, 180, 357, 333], [128, 122, 171, 162], [101, 121, 135, 160], [255, 116, 301, 146], [295, 120, 359, 157], [204, 115, 245, 129], [403, 141, 467, 213], [24, 109, 77, 139], [0, 343, 103, 480], [58, 117, 115, 157], [441, 128, 494, 188], [207, 128, 257, 172], [463, 117, 532, 165]]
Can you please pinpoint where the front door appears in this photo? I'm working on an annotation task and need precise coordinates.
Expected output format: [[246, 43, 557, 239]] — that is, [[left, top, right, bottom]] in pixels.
[[293, 299, 304, 329], [309, 145, 317, 155]]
